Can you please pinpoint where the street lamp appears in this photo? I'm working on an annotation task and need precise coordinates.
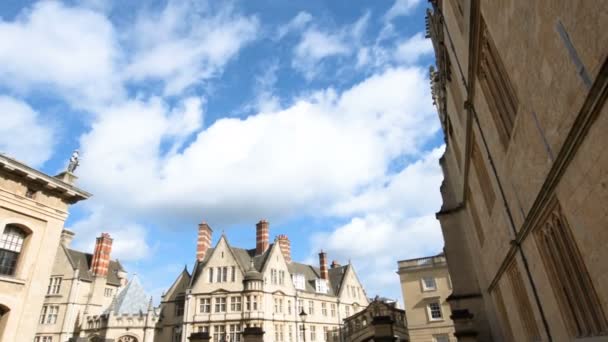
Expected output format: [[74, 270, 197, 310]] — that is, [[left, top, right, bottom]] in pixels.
[[299, 309, 308, 342]]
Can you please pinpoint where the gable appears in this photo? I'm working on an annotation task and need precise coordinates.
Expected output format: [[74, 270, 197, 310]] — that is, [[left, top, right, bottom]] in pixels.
[[261, 243, 296, 294], [339, 265, 369, 305], [191, 236, 245, 292], [164, 269, 191, 302]]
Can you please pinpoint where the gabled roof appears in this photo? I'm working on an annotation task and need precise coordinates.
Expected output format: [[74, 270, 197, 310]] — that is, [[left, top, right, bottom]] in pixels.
[[328, 264, 349, 295], [190, 243, 276, 286], [63, 246, 124, 286], [104, 275, 154, 316], [188, 236, 348, 297]]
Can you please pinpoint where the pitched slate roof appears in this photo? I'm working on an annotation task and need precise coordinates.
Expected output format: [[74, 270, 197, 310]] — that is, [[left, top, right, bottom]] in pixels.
[[328, 265, 349, 295], [189, 240, 349, 297], [104, 275, 154, 315], [64, 246, 125, 286]]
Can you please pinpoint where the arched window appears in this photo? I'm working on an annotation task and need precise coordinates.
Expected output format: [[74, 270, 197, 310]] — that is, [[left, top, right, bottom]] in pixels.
[[118, 336, 138, 342], [0, 225, 27, 276]]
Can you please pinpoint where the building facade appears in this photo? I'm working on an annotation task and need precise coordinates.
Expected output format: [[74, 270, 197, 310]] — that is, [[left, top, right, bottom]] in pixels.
[[397, 253, 454, 342], [157, 220, 369, 342], [34, 229, 158, 342], [427, 0, 608, 340], [0, 154, 90, 342]]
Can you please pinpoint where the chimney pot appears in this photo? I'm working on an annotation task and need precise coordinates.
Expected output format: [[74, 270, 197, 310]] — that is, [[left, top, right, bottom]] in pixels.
[[331, 260, 341, 269], [197, 222, 213, 261], [91, 233, 113, 277], [256, 220, 270, 255]]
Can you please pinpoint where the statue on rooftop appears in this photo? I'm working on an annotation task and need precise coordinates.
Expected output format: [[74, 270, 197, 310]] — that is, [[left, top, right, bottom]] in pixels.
[[67, 150, 80, 173]]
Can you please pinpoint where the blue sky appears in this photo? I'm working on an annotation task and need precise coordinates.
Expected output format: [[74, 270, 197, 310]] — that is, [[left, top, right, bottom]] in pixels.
[[0, 0, 444, 305]]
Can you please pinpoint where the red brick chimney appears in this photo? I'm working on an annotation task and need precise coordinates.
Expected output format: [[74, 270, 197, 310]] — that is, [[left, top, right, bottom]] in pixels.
[[276, 234, 291, 263], [256, 219, 269, 255], [91, 233, 113, 277], [331, 260, 341, 269], [197, 222, 213, 261], [319, 250, 329, 280]]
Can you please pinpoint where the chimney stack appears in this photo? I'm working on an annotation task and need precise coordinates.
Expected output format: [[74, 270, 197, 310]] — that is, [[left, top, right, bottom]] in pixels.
[[331, 260, 341, 269], [319, 251, 329, 280], [276, 235, 291, 263], [91, 233, 113, 277], [60, 229, 75, 248], [256, 220, 269, 255], [197, 222, 213, 261]]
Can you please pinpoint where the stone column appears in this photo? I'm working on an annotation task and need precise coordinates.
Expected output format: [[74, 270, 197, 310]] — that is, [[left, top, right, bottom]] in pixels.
[[242, 327, 265, 342]]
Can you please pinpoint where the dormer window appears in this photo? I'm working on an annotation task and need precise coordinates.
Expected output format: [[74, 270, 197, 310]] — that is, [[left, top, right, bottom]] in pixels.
[[315, 279, 328, 294], [293, 273, 305, 290]]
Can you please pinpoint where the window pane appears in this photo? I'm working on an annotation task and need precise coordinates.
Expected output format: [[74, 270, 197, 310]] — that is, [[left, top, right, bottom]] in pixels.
[[0, 250, 19, 276]]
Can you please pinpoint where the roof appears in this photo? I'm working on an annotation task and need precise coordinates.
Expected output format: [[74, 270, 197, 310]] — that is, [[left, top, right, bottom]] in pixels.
[[190, 241, 350, 297], [104, 275, 154, 316], [64, 247, 125, 286], [0, 153, 91, 203]]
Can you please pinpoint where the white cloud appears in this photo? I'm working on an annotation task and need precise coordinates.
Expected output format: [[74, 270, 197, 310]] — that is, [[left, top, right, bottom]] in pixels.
[[330, 147, 444, 217], [0, 2, 121, 108], [277, 11, 313, 39], [0, 1, 258, 106], [125, 0, 259, 95], [310, 146, 445, 302], [394, 32, 434, 64], [385, 0, 422, 21], [70, 205, 153, 262], [312, 213, 444, 300], [0, 96, 54, 167], [293, 29, 350, 77], [290, 12, 373, 79], [75, 67, 437, 226]]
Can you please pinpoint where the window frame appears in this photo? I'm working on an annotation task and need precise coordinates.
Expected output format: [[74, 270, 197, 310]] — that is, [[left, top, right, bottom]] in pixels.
[[427, 301, 443, 321], [421, 276, 437, 291]]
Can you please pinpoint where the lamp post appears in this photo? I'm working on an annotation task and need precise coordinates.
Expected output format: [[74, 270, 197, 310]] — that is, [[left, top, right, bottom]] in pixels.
[[299, 309, 308, 342]]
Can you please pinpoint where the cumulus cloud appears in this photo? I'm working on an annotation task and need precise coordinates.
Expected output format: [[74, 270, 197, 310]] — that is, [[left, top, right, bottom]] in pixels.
[[0, 1, 258, 106], [76, 67, 437, 226], [0, 96, 54, 167], [125, 0, 259, 95], [311, 147, 445, 301], [0, 2, 121, 108], [394, 32, 434, 64], [70, 205, 153, 261], [312, 213, 444, 298], [385, 0, 422, 21]]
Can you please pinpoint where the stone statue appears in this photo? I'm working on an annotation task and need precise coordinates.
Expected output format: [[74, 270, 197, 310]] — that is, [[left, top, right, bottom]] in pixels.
[[67, 150, 80, 173]]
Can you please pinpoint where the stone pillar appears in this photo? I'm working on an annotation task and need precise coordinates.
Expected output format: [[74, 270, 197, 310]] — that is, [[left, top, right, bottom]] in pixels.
[[188, 332, 211, 342], [371, 316, 397, 342], [242, 327, 265, 342]]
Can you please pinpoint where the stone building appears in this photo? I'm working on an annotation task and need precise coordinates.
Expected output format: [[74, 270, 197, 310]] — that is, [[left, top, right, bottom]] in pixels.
[[157, 220, 369, 342], [426, 0, 608, 340], [35, 229, 158, 342], [327, 297, 409, 342], [0, 153, 90, 342], [397, 253, 454, 342], [81, 275, 158, 342]]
